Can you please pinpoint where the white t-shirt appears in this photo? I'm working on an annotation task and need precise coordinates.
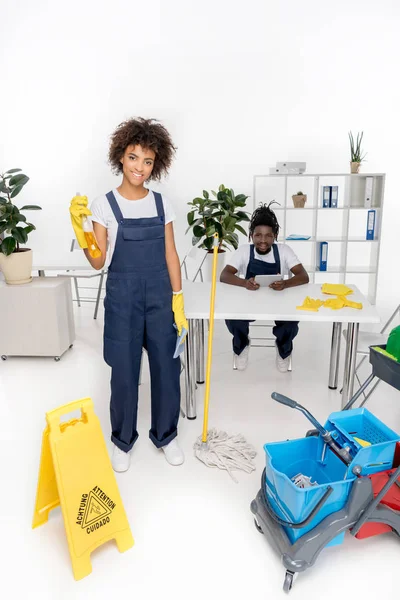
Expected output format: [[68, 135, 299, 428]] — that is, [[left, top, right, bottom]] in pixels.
[[227, 243, 301, 279], [90, 189, 175, 262]]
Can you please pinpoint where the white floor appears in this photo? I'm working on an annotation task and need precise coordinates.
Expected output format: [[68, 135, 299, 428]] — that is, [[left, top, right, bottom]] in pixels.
[[1, 302, 400, 600]]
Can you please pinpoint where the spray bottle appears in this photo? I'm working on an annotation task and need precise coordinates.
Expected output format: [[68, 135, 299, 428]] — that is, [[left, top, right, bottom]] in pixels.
[[76, 191, 101, 259]]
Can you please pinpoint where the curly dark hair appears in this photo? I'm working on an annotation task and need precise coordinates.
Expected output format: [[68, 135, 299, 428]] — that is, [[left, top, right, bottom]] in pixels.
[[108, 117, 177, 181], [248, 201, 281, 240]]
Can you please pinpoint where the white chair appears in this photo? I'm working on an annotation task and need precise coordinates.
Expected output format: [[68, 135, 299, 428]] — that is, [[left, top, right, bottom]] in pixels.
[[342, 303, 400, 402], [232, 323, 293, 371], [59, 239, 107, 319], [180, 243, 208, 282]]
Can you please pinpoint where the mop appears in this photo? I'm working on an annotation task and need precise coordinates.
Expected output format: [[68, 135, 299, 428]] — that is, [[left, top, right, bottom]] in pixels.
[[193, 234, 257, 482]]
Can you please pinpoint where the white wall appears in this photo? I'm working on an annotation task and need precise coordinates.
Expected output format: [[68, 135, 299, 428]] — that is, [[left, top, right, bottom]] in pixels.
[[1, 0, 399, 307]]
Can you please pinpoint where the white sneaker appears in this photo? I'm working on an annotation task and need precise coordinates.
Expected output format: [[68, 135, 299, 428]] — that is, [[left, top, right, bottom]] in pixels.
[[275, 344, 292, 373], [234, 342, 250, 371], [111, 444, 131, 472], [162, 438, 185, 466]]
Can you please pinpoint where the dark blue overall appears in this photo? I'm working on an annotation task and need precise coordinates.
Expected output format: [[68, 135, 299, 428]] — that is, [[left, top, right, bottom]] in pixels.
[[225, 244, 299, 359], [103, 191, 181, 452]]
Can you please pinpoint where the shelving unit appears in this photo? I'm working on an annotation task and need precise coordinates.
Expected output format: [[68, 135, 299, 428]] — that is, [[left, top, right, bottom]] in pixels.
[[252, 173, 385, 304]]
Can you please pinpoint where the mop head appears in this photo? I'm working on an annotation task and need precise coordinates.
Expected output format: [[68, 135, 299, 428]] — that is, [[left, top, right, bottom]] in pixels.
[[194, 428, 257, 483]]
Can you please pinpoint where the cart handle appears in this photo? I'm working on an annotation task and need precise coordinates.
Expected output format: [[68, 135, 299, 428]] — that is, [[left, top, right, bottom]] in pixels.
[[271, 392, 353, 465], [271, 392, 327, 437], [261, 468, 334, 529]]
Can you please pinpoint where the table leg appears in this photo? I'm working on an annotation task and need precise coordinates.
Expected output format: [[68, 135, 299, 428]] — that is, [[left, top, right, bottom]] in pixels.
[[184, 319, 197, 419], [195, 319, 205, 384], [328, 322, 342, 389], [341, 322, 359, 408]]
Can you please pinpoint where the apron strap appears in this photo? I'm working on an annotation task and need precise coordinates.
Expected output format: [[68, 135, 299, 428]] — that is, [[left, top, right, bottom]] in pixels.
[[272, 243, 281, 274], [154, 192, 165, 219], [106, 191, 124, 223]]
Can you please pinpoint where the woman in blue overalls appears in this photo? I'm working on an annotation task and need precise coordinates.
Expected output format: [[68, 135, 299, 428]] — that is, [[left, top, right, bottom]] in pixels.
[[69, 118, 188, 472], [220, 203, 309, 372]]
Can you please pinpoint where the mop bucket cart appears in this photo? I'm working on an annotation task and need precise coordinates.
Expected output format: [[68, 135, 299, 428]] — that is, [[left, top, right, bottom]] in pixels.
[[251, 345, 400, 593]]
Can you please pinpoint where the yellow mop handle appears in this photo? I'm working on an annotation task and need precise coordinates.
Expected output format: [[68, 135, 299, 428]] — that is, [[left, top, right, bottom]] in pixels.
[[202, 233, 219, 443]]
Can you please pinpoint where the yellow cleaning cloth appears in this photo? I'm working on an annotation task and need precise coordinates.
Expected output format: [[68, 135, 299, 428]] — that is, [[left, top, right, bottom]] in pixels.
[[297, 295, 363, 312], [296, 296, 324, 311], [341, 296, 363, 310], [323, 297, 346, 310], [321, 283, 354, 296], [353, 436, 371, 448]]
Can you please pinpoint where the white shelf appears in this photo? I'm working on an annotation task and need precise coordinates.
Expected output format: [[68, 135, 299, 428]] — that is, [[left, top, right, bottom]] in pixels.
[[254, 173, 385, 178], [253, 172, 385, 304], [305, 266, 377, 274], [286, 237, 379, 243]]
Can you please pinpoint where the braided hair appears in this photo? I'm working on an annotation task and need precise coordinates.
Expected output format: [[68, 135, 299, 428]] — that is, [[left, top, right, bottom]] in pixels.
[[248, 201, 281, 240]]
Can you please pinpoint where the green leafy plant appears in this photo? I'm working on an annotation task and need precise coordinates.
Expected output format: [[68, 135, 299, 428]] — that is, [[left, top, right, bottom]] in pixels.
[[187, 184, 250, 251], [0, 169, 42, 256], [348, 131, 367, 163], [296, 191, 304, 195]]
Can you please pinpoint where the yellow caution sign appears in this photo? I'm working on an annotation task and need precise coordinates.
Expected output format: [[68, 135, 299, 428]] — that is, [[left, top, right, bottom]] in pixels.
[[32, 397, 134, 580]]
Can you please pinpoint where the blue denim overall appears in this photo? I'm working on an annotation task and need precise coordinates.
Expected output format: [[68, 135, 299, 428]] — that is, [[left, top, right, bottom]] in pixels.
[[103, 191, 181, 452], [225, 244, 299, 359]]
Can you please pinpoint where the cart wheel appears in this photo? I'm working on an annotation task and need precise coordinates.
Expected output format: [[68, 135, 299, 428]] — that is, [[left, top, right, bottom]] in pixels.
[[254, 518, 263, 534], [54, 357, 61, 362], [1, 355, 7, 361], [283, 570, 294, 593]]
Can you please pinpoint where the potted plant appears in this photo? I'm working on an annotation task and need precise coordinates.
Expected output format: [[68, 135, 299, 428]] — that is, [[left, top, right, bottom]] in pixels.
[[348, 131, 367, 174], [186, 184, 250, 278], [0, 169, 42, 285], [292, 191, 307, 208]]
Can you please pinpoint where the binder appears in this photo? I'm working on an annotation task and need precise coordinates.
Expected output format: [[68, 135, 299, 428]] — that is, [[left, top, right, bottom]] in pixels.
[[366, 210, 376, 240], [364, 177, 374, 208], [322, 186, 330, 208], [318, 241, 328, 271], [330, 186, 338, 208]]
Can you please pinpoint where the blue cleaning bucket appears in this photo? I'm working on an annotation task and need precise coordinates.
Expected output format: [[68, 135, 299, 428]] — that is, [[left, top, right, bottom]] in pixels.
[[264, 436, 355, 543]]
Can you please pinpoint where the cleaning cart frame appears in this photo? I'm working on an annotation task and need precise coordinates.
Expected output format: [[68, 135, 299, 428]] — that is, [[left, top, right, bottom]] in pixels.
[[251, 344, 400, 593]]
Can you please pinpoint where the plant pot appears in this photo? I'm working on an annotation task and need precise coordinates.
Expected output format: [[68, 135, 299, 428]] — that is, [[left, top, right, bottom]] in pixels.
[[351, 162, 361, 174], [0, 248, 33, 285], [202, 249, 227, 282], [292, 194, 307, 208]]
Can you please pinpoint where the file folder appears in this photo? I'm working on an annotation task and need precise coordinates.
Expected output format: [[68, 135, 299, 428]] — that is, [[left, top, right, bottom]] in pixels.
[[366, 210, 376, 240], [318, 241, 328, 271], [364, 177, 373, 208], [322, 186, 330, 208], [330, 186, 338, 208]]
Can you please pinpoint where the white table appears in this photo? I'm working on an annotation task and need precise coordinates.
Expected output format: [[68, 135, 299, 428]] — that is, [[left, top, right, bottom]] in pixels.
[[182, 281, 380, 419], [0, 277, 75, 360]]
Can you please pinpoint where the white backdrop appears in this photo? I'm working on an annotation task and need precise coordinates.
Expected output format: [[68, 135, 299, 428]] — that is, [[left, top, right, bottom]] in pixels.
[[1, 0, 399, 307]]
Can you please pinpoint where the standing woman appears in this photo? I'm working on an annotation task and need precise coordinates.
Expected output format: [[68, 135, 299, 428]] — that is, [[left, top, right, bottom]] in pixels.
[[69, 118, 188, 472]]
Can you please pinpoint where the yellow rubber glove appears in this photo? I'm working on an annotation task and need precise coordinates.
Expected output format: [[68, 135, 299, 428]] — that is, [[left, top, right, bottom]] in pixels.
[[69, 195, 92, 248], [172, 292, 189, 338], [323, 296, 346, 310], [341, 296, 363, 310], [321, 283, 353, 296], [296, 296, 324, 312]]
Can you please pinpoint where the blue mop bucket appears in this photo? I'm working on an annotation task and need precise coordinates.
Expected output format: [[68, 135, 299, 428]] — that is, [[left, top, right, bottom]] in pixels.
[[264, 436, 355, 544], [324, 408, 400, 476]]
